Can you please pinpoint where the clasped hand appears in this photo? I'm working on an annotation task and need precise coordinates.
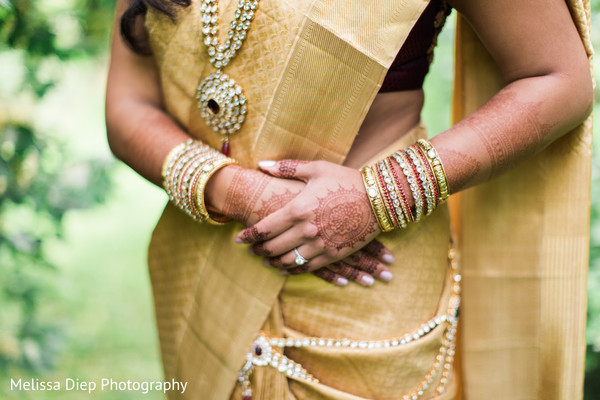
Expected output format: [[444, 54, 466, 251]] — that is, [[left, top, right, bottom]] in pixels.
[[232, 159, 394, 286]]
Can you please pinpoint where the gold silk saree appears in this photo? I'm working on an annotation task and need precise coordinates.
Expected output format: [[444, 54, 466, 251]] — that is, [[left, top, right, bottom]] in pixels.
[[144, 0, 593, 398]]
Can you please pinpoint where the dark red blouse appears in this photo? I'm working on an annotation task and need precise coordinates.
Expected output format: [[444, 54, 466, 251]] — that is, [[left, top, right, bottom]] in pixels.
[[379, 0, 451, 92]]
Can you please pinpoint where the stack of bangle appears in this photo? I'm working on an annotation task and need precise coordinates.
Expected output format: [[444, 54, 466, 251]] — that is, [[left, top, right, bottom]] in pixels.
[[161, 138, 238, 224], [361, 139, 449, 232]]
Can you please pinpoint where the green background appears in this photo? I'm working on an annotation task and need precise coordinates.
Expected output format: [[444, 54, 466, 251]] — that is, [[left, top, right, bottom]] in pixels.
[[0, 0, 599, 398]]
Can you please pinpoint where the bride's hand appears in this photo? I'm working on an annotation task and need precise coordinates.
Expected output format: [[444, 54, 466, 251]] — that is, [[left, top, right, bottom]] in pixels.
[[235, 160, 391, 283], [214, 164, 393, 286]]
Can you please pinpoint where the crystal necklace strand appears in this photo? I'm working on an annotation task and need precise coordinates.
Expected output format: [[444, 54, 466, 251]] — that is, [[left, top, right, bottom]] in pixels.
[[197, 0, 259, 156]]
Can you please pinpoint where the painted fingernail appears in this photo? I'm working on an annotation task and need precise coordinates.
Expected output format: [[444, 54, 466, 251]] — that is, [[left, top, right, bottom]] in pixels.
[[235, 237, 244, 244], [258, 160, 276, 168], [382, 254, 395, 263], [262, 259, 270, 267], [361, 275, 375, 286], [380, 271, 393, 282], [337, 277, 348, 286]]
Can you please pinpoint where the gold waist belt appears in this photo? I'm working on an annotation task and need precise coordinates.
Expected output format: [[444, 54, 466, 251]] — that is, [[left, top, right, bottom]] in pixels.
[[238, 247, 461, 400]]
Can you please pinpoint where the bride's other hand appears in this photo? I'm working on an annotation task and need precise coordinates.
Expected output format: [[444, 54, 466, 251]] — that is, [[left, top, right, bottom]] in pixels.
[[236, 160, 385, 275], [209, 164, 393, 286]]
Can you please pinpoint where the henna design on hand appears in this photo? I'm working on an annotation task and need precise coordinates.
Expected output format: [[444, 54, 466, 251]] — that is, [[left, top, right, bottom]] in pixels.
[[311, 185, 377, 251], [334, 263, 361, 281], [313, 268, 337, 283], [349, 253, 379, 274], [278, 160, 308, 179], [364, 240, 386, 257], [223, 169, 270, 225], [252, 242, 272, 256], [255, 189, 300, 221], [289, 263, 311, 275], [242, 227, 271, 243]]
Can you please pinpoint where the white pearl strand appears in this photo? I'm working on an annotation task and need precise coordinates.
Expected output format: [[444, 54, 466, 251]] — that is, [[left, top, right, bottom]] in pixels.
[[238, 249, 462, 400]]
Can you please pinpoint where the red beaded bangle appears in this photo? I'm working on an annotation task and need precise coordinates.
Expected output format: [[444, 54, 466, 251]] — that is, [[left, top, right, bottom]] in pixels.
[[403, 150, 428, 217], [386, 157, 414, 224], [411, 144, 439, 207]]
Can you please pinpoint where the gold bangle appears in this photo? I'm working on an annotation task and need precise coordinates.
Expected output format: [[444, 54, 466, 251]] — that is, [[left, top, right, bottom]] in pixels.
[[165, 146, 213, 210], [162, 139, 239, 224], [161, 139, 195, 182], [180, 152, 222, 220], [163, 142, 211, 203], [361, 166, 394, 232], [195, 157, 239, 225], [416, 139, 450, 202]]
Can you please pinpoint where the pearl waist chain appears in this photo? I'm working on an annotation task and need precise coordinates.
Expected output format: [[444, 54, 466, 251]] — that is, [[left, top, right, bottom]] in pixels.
[[238, 248, 461, 400]]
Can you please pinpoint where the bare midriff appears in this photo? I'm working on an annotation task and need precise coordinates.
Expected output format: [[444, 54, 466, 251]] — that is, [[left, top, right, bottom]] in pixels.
[[344, 89, 424, 169]]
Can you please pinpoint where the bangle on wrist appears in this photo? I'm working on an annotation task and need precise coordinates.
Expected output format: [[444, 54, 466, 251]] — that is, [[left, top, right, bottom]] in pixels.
[[406, 146, 435, 216], [384, 157, 413, 226], [161, 139, 238, 224], [392, 151, 425, 222], [374, 160, 405, 229], [360, 165, 395, 232], [194, 157, 238, 225], [416, 139, 450, 203], [360, 139, 450, 232]]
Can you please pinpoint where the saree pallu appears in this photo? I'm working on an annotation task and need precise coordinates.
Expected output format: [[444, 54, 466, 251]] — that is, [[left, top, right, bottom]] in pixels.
[[144, 0, 593, 398], [453, 2, 593, 398]]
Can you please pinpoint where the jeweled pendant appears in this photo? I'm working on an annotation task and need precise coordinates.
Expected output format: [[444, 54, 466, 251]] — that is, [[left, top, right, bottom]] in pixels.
[[197, 70, 247, 136]]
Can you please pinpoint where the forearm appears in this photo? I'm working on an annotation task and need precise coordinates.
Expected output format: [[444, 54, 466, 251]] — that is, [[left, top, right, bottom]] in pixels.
[[106, 99, 190, 186], [106, 0, 192, 187], [358, 71, 592, 229], [431, 73, 592, 193], [105, 81, 295, 223], [438, 0, 593, 194]]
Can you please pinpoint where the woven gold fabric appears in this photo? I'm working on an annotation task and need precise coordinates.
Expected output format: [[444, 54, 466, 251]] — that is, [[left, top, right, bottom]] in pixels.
[[144, 0, 592, 398], [452, 1, 593, 398]]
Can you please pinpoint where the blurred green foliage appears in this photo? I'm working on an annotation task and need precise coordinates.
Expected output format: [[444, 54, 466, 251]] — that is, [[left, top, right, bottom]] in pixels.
[[586, 2, 600, 398], [0, 0, 114, 374]]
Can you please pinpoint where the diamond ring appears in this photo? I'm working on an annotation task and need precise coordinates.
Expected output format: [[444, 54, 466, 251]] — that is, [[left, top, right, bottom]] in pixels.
[[294, 248, 308, 266]]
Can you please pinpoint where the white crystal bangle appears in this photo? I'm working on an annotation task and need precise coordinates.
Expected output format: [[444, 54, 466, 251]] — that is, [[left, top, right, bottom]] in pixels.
[[392, 151, 424, 222], [405, 146, 435, 216]]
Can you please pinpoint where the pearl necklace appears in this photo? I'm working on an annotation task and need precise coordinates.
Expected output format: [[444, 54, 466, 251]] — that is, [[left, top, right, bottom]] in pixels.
[[197, 0, 259, 156]]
